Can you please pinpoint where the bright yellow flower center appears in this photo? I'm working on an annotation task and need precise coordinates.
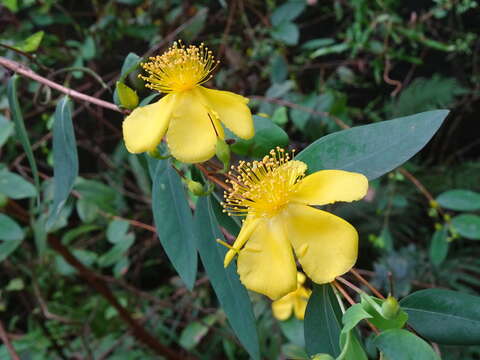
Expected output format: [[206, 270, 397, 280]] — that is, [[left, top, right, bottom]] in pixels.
[[139, 41, 218, 93], [223, 148, 307, 218]]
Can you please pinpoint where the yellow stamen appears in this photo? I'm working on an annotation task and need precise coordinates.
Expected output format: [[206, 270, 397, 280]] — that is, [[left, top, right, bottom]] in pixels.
[[139, 41, 218, 93], [222, 147, 307, 218], [216, 238, 237, 251]]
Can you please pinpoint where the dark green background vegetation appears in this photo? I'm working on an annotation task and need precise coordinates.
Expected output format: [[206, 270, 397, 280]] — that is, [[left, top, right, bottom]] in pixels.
[[0, 0, 479, 358]]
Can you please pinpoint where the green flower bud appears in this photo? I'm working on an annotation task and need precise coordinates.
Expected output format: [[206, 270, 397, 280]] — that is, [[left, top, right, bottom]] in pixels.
[[311, 354, 335, 360], [381, 295, 400, 320], [147, 148, 170, 159], [0, 193, 7, 208], [216, 138, 230, 172], [186, 179, 204, 196], [116, 81, 139, 110]]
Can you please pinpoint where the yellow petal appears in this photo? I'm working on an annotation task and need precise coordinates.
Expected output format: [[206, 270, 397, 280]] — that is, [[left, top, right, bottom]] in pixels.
[[291, 170, 368, 206], [122, 94, 175, 153], [272, 293, 294, 321], [237, 217, 297, 300], [283, 203, 358, 284], [198, 87, 254, 140], [166, 90, 219, 163], [293, 294, 309, 320], [223, 216, 260, 267], [296, 271, 307, 285]]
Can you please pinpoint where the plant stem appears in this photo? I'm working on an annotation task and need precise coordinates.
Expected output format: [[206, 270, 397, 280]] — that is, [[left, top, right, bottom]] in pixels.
[[350, 268, 385, 299], [48, 235, 195, 360], [0, 56, 124, 113], [0, 319, 20, 360]]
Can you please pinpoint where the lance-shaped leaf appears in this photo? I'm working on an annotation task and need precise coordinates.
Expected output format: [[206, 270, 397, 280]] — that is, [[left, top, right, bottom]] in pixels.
[[7, 75, 40, 198], [151, 159, 197, 289], [304, 284, 342, 357], [374, 329, 439, 360], [400, 288, 480, 345], [48, 97, 78, 227], [297, 110, 449, 180], [194, 196, 260, 360]]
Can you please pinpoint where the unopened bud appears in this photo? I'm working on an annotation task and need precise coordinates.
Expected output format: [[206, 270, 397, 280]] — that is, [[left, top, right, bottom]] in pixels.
[[116, 81, 139, 110], [311, 354, 335, 360], [381, 296, 400, 320], [186, 179, 204, 196], [429, 200, 439, 209], [0, 193, 7, 208], [216, 138, 230, 172]]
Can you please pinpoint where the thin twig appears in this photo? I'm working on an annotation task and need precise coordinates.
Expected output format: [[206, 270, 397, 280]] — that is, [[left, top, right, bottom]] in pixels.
[[336, 276, 364, 295], [47, 235, 195, 360], [332, 281, 380, 335], [350, 268, 385, 299], [0, 56, 124, 113], [0, 319, 20, 360]]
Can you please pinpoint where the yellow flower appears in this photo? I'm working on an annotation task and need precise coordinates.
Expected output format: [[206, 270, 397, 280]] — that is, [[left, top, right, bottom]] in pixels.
[[221, 148, 368, 300], [122, 41, 254, 163], [272, 272, 312, 321]]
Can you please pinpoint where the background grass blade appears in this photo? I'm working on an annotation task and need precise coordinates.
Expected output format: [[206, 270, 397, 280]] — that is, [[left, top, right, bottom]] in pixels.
[[7, 75, 40, 200], [151, 159, 197, 290], [48, 97, 78, 226]]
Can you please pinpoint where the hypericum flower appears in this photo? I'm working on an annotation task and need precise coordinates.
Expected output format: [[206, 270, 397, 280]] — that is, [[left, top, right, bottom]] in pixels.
[[221, 148, 368, 300], [272, 272, 311, 321], [122, 41, 254, 163]]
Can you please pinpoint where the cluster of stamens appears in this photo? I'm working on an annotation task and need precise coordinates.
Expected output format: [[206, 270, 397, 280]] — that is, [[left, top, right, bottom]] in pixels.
[[139, 41, 219, 93], [222, 148, 307, 218]]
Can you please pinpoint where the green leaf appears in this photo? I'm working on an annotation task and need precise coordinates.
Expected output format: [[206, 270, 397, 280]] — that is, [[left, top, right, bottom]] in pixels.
[[48, 97, 78, 227], [152, 159, 197, 290], [194, 196, 260, 360], [81, 36, 95, 60], [0, 169, 37, 199], [0, 239, 22, 262], [97, 234, 134, 268], [339, 332, 368, 360], [451, 214, 480, 240], [272, 106, 288, 126], [61, 225, 100, 245], [374, 329, 439, 360], [7, 75, 40, 198], [179, 314, 217, 350], [436, 189, 480, 211], [429, 227, 449, 266], [270, 1, 306, 26], [120, 52, 141, 81], [338, 304, 371, 360], [0, 115, 14, 147], [400, 289, 480, 345], [116, 81, 139, 110], [279, 317, 305, 347], [231, 115, 289, 158], [342, 304, 372, 333], [281, 343, 309, 359], [74, 178, 120, 213], [296, 110, 449, 179], [1, 0, 18, 12], [107, 219, 130, 244], [361, 295, 408, 331], [0, 214, 24, 241], [76, 197, 99, 223], [310, 43, 349, 59], [271, 22, 299, 46], [304, 284, 341, 357], [13, 31, 45, 52]]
